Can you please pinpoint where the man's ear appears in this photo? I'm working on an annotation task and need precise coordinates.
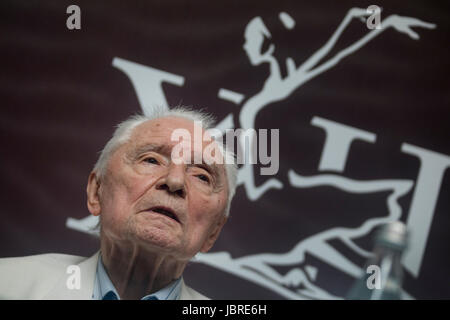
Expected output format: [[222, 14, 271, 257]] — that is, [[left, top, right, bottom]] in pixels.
[[200, 215, 228, 253], [86, 172, 102, 216]]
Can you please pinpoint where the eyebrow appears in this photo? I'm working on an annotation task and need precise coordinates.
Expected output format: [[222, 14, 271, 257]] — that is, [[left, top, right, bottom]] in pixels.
[[131, 143, 224, 179], [130, 143, 173, 158]]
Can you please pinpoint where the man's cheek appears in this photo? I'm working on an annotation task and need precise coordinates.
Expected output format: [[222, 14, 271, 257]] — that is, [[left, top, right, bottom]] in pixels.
[[185, 226, 210, 253], [125, 179, 156, 203], [101, 195, 128, 226], [191, 194, 220, 216], [189, 207, 212, 225]]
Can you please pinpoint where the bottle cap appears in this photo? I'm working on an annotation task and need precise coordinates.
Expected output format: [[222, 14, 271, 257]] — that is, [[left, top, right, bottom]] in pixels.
[[375, 221, 409, 250]]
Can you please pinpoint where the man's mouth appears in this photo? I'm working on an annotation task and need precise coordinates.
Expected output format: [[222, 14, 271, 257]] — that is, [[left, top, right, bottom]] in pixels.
[[147, 206, 180, 223]]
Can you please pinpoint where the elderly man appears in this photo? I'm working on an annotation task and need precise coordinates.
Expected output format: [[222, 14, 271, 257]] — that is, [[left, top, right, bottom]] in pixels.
[[0, 107, 237, 300]]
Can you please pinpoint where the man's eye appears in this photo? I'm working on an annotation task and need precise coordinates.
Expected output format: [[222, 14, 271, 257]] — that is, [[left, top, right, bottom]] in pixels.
[[144, 157, 159, 165], [196, 174, 210, 183]]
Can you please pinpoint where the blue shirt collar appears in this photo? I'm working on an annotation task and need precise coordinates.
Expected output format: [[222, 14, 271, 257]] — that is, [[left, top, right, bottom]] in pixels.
[[93, 254, 182, 300]]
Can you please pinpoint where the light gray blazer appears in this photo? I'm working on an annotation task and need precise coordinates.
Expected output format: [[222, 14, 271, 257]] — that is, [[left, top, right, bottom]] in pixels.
[[0, 251, 208, 300]]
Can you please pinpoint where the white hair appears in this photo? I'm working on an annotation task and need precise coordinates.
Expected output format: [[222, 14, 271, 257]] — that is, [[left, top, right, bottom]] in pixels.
[[93, 105, 238, 217]]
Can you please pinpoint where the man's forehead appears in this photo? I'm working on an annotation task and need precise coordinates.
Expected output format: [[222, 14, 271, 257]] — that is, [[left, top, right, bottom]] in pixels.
[[130, 117, 216, 149], [124, 118, 226, 169]]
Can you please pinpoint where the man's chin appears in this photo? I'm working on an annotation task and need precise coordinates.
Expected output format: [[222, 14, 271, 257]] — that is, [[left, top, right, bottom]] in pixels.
[[136, 210, 182, 228], [132, 227, 181, 253]]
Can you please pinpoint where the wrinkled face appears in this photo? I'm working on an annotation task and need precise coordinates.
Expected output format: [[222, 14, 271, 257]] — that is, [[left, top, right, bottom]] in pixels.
[[89, 117, 229, 260]]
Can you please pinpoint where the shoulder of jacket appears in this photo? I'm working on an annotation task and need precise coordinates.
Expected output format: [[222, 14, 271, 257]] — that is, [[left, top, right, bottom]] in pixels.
[[180, 280, 210, 300], [0, 253, 86, 299]]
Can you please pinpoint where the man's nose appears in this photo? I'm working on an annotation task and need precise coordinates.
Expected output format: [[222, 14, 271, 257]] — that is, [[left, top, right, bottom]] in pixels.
[[156, 164, 186, 198]]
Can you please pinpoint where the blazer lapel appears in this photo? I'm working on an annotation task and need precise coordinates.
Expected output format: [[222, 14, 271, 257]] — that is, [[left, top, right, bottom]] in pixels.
[[44, 251, 99, 300], [178, 278, 209, 300], [178, 278, 191, 300]]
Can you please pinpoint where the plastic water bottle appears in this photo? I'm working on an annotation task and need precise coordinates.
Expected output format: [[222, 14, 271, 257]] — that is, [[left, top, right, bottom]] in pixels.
[[346, 221, 409, 300]]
